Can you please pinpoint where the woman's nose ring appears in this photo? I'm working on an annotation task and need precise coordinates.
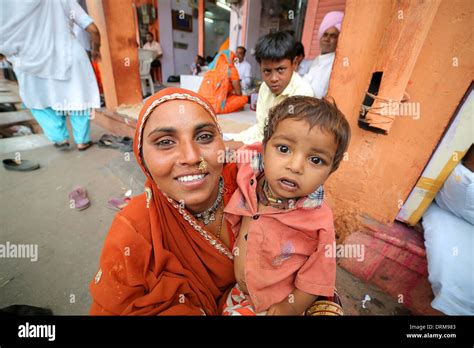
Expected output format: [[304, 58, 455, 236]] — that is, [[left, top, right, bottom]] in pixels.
[[198, 157, 208, 173]]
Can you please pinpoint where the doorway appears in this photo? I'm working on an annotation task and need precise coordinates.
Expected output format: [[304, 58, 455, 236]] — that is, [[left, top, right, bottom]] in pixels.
[[204, 0, 231, 63]]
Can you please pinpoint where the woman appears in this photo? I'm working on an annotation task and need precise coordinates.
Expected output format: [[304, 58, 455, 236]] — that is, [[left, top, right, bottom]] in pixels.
[[90, 88, 238, 315], [90, 88, 342, 315], [198, 50, 248, 115]]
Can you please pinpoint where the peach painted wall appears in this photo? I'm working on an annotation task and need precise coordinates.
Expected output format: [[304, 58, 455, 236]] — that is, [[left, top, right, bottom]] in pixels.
[[324, 0, 474, 239]]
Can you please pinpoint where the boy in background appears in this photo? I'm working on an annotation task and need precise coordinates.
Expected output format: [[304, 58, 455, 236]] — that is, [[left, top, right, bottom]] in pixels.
[[224, 31, 313, 150]]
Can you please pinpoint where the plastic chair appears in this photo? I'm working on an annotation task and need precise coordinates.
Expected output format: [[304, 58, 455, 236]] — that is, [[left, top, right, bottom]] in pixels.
[[138, 49, 154, 96]]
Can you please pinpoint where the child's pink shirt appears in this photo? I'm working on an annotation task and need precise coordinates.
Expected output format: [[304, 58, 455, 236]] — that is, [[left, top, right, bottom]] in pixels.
[[224, 143, 336, 312]]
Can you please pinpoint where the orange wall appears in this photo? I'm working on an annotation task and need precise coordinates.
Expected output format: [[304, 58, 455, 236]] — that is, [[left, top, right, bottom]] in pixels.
[[324, 0, 474, 239]]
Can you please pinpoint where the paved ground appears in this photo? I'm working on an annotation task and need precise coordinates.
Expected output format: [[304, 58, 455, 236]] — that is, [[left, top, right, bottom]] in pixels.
[[0, 114, 410, 316]]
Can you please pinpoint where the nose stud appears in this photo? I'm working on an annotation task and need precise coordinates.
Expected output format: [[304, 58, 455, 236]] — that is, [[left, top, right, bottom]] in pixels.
[[198, 157, 208, 173]]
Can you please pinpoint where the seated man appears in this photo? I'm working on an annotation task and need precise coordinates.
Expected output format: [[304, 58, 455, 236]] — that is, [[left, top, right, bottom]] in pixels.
[[303, 11, 344, 98], [225, 31, 314, 150], [234, 46, 253, 94], [143, 31, 163, 83]]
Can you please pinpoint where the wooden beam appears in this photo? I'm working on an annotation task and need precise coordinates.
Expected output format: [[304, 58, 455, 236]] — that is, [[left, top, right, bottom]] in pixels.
[[86, 0, 142, 109], [198, 0, 204, 56], [365, 0, 442, 132]]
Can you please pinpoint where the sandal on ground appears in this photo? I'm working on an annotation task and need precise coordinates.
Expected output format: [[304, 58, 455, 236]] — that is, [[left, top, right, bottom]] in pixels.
[[68, 186, 90, 211], [77, 141, 94, 151], [2, 159, 40, 172], [54, 141, 71, 151], [107, 197, 130, 211], [98, 134, 133, 152]]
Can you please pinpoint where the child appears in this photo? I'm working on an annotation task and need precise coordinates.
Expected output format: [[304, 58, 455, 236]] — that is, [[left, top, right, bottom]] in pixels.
[[224, 31, 313, 150], [223, 96, 351, 315]]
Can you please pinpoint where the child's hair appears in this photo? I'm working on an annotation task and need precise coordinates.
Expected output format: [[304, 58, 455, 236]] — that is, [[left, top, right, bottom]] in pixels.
[[295, 42, 305, 58], [254, 31, 297, 64], [263, 96, 351, 173]]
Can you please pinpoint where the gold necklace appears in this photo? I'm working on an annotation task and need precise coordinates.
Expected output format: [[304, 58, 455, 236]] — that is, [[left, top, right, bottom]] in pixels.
[[216, 200, 225, 240]]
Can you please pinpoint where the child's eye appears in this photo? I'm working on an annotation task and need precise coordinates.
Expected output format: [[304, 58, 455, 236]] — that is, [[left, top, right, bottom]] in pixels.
[[278, 68, 285, 73], [276, 145, 289, 153], [310, 156, 324, 165]]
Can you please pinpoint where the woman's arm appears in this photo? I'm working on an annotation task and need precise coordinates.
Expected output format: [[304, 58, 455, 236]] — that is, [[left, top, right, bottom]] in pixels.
[[232, 80, 242, 96], [267, 289, 317, 315]]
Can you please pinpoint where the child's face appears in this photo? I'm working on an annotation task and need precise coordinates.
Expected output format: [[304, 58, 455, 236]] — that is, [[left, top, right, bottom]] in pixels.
[[263, 118, 338, 199], [260, 58, 296, 96]]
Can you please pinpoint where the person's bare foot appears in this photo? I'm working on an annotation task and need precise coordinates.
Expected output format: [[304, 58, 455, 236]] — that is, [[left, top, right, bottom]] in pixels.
[[77, 141, 94, 151]]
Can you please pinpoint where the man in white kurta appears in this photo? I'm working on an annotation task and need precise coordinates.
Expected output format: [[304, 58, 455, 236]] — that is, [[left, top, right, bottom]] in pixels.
[[234, 46, 253, 93], [303, 11, 344, 98], [0, 0, 101, 150]]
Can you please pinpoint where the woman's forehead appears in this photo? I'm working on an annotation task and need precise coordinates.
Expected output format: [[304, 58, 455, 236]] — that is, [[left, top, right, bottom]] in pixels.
[[145, 99, 216, 128]]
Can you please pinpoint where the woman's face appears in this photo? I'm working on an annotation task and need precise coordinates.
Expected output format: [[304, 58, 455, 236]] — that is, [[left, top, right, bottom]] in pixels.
[[142, 100, 224, 213]]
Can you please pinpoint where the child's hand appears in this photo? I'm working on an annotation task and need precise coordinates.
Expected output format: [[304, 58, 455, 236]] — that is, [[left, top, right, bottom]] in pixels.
[[266, 301, 298, 316]]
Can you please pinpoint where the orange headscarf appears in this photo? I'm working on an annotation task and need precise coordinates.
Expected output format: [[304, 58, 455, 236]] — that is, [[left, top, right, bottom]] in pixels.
[[89, 88, 238, 315]]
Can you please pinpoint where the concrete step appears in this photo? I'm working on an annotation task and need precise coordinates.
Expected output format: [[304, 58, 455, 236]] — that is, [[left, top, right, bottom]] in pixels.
[[0, 134, 50, 154], [0, 110, 34, 127], [0, 93, 21, 104]]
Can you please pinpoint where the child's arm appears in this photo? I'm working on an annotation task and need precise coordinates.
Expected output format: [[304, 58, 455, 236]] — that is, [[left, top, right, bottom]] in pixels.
[[266, 288, 316, 315]]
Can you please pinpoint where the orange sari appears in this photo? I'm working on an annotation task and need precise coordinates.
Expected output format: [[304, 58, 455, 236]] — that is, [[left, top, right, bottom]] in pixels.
[[89, 88, 238, 315], [198, 50, 248, 114]]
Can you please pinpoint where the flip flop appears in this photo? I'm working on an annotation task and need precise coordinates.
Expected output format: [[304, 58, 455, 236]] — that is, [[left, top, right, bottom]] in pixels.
[[54, 141, 71, 151], [107, 197, 130, 211], [98, 135, 121, 149], [78, 141, 94, 152], [98, 135, 133, 152], [2, 159, 40, 172], [69, 186, 90, 211]]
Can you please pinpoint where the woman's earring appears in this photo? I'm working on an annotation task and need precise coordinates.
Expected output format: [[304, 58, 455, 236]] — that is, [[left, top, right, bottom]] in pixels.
[[198, 157, 208, 173], [145, 187, 152, 208]]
